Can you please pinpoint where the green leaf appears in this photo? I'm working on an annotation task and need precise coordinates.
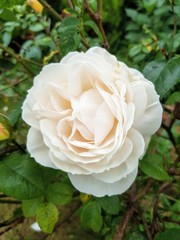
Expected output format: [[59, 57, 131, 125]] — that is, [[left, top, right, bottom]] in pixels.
[[143, 56, 180, 99], [97, 196, 120, 215], [155, 228, 180, 240], [0, 152, 45, 199], [143, 60, 166, 82], [0, 9, 17, 21], [46, 182, 73, 206], [125, 9, 150, 24], [81, 201, 103, 232], [7, 97, 24, 126], [140, 154, 170, 181], [2, 32, 12, 46], [129, 44, 142, 57], [22, 197, 44, 217], [29, 23, 45, 32], [0, 0, 24, 8], [36, 202, 59, 234], [143, 0, 157, 12], [155, 56, 180, 99], [59, 17, 80, 55], [84, 20, 103, 41]]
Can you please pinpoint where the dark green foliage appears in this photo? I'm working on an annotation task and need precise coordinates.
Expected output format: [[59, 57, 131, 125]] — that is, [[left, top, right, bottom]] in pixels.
[[0, 0, 179, 239]]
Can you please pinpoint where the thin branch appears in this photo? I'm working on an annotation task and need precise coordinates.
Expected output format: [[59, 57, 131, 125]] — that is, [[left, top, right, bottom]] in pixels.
[[0, 216, 24, 230], [140, 213, 153, 240], [134, 179, 154, 202], [161, 122, 179, 155], [114, 206, 135, 240], [113, 185, 137, 240], [0, 78, 27, 93], [83, 0, 109, 48], [170, 0, 177, 37], [80, 32, 91, 49], [68, 0, 75, 9], [0, 144, 26, 157], [97, 0, 102, 15], [0, 44, 34, 77], [150, 182, 172, 237], [38, 0, 62, 21], [0, 199, 21, 204]]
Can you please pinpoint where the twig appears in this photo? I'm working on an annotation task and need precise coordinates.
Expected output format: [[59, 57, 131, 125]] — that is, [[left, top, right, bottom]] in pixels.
[[83, 0, 109, 48], [151, 182, 171, 237], [0, 217, 24, 235], [0, 78, 27, 93], [114, 206, 135, 240], [134, 179, 154, 202], [114, 184, 137, 240], [0, 199, 21, 204], [0, 144, 26, 157], [68, 0, 75, 9], [12, 140, 26, 153], [168, 167, 180, 176], [80, 32, 91, 49], [170, 0, 177, 37], [0, 44, 34, 77], [161, 122, 179, 155], [163, 218, 180, 225], [140, 212, 153, 240], [38, 0, 62, 21]]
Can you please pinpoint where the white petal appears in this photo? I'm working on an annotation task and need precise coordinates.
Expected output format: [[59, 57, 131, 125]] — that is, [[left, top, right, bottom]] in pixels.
[[133, 101, 162, 136], [30, 222, 41, 232], [74, 120, 94, 140], [122, 102, 135, 132], [94, 102, 114, 146], [93, 162, 128, 183], [92, 138, 133, 182], [78, 89, 103, 133], [87, 47, 117, 66], [49, 151, 89, 174], [133, 81, 162, 136], [40, 119, 61, 148], [40, 63, 68, 84], [67, 63, 94, 97], [68, 167, 138, 197], [60, 51, 80, 64], [27, 128, 57, 168], [125, 128, 145, 172], [22, 99, 39, 129], [132, 82, 147, 122]]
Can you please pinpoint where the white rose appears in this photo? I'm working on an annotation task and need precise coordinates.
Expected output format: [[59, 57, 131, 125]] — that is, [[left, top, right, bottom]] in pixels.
[[22, 47, 162, 197]]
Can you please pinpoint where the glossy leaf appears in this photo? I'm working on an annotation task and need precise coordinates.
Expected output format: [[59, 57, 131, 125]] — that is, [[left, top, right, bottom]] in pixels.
[[46, 182, 73, 206], [36, 202, 59, 234], [22, 197, 44, 217], [84, 20, 103, 41], [97, 196, 121, 215], [7, 98, 24, 126], [81, 201, 103, 232], [0, 0, 24, 8], [59, 17, 81, 55], [0, 152, 45, 199], [140, 154, 170, 181], [143, 56, 180, 99], [155, 228, 180, 240], [0, 9, 17, 21]]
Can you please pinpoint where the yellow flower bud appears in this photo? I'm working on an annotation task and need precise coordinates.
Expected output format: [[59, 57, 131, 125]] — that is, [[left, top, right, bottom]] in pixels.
[[80, 193, 91, 203], [0, 122, 10, 141], [27, 0, 43, 14]]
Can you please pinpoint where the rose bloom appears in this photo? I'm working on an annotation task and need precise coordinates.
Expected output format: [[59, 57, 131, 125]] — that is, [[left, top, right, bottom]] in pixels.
[[22, 47, 162, 197]]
